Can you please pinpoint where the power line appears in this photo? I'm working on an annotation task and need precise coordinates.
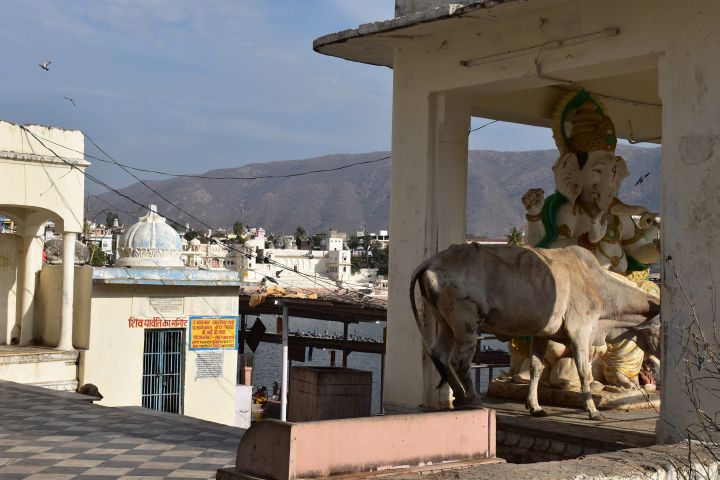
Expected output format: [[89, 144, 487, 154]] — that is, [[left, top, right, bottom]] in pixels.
[[23, 126, 376, 301], [31, 118, 501, 182], [29, 131, 391, 180], [469, 119, 499, 133]]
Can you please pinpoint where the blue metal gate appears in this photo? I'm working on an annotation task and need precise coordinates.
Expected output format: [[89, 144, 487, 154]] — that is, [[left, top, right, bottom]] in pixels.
[[142, 329, 185, 414]]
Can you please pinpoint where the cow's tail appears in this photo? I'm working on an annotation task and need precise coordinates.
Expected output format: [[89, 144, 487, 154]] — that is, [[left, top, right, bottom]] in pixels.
[[410, 260, 449, 389]]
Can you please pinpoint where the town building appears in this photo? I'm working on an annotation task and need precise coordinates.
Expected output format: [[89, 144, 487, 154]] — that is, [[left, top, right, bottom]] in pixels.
[[239, 228, 355, 288], [0, 119, 246, 427]]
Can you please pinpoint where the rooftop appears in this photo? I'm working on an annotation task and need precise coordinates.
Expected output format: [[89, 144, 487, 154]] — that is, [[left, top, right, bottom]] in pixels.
[[314, 0, 527, 67], [0, 380, 243, 479]]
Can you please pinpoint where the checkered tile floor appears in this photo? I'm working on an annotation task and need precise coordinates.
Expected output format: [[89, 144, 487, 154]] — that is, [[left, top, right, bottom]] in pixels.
[[0, 381, 244, 479]]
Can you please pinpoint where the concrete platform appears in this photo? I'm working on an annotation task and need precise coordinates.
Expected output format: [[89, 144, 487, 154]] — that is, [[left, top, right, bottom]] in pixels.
[[0, 345, 79, 392], [485, 394, 658, 463], [0, 380, 244, 479]]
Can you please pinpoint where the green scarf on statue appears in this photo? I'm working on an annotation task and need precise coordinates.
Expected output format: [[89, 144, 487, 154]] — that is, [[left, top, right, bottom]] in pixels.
[[534, 191, 647, 272]]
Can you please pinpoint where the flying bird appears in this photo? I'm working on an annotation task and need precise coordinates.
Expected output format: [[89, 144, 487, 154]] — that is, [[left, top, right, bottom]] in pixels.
[[39, 60, 52, 71], [63, 97, 76, 107], [634, 172, 650, 186]]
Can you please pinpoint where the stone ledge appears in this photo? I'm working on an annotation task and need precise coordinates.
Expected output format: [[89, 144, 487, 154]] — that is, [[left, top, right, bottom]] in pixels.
[[0, 349, 78, 365]]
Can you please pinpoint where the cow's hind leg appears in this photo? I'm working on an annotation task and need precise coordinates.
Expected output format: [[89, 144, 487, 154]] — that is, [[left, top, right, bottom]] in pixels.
[[428, 307, 454, 388], [450, 328, 481, 407], [572, 338, 604, 421], [526, 336, 548, 417], [444, 300, 481, 407]]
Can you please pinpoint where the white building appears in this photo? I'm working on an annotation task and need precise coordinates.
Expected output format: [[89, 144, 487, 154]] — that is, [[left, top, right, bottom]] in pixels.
[[60, 206, 242, 426], [240, 229, 353, 288], [0, 120, 87, 349], [181, 238, 242, 270]]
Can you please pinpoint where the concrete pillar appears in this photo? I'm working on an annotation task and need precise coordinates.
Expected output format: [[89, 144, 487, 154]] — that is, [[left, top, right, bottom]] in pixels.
[[57, 231, 76, 350], [18, 223, 45, 346], [657, 5, 720, 443], [384, 55, 470, 411]]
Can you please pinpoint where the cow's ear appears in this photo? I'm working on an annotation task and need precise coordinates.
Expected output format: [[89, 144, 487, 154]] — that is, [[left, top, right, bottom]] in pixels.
[[635, 315, 660, 330]]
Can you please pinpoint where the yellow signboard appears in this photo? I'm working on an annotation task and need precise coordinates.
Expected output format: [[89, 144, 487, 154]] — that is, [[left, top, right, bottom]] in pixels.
[[189, 316, 238, 350]]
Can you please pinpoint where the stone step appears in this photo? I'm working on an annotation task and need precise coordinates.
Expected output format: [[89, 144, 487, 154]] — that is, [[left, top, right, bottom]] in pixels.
[[0, 346, 79, 393]]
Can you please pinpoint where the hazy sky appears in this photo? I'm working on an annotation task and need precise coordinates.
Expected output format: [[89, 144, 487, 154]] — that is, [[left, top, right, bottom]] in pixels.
[[3, 1, 557, 191]]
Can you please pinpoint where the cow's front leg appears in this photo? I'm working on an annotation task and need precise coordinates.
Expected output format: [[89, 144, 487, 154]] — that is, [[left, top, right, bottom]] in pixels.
[[572, 339, 604, 421], [526, 337, 548, 417]]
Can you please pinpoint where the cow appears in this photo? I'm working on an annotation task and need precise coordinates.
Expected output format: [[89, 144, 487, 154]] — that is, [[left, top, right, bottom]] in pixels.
[[410, 243, 660, 420]]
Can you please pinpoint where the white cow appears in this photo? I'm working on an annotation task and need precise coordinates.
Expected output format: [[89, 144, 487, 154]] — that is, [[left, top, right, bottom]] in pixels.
[[410, 244, 660, 420]]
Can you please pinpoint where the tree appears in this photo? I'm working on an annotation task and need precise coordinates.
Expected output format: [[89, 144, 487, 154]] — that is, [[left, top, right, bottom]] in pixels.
[[184, 230, 200, 242], [351, 255, 363, 274], [105, 211, 119, 228], [369, 241, 389, 276], [294, 226, 307, 249], [506, 227, 526, 247], [362, 233, 372, 249], [87, 243, 107, 267], [347, 234, 360, 250], [311, 234, 325, 250], [233, 221, 244, 236]]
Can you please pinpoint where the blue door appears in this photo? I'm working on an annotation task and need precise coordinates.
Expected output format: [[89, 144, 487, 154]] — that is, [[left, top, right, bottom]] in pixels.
[[142, 329, 185, 413]]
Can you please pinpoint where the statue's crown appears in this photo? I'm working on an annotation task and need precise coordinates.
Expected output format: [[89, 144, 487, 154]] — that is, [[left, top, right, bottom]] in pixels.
[[553, 89, 617, 155]]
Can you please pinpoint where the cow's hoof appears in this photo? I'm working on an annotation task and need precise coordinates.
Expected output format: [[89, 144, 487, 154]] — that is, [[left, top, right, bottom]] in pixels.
[[589, 412, 606, 421], [529, 408, 548, 417]]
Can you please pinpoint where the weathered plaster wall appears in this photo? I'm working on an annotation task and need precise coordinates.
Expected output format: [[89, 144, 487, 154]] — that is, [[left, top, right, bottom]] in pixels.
[[656, 1, 720, 444], [80, 281, 239, 426], [0, 121, 84, 160], [0, 234, 20, 344], [0, 121, 87, 233]]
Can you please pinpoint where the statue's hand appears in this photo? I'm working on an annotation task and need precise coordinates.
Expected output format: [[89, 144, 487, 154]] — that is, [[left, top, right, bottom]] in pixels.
[[522, 188, 545, 215]]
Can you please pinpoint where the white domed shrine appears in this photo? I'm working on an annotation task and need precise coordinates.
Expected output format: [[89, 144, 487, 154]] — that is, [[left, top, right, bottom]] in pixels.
[[116, 205, 184, 267]]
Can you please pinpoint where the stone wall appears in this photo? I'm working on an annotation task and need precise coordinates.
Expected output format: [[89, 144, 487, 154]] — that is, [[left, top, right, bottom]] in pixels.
[[497, 425, 609, 464], [419, 443, 720, 480]]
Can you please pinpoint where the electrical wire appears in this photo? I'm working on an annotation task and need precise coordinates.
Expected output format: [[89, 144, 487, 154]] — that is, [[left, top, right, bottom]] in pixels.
[[469, 119, 499, 133], [29, 131, 391, 181], [23, 126, 380, 302], [23, 118, 500, 306], [30, 116, 500, 182]]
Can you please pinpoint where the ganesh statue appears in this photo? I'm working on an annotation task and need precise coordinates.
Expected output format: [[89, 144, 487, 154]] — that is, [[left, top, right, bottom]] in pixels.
[[503, 89, 660, 392]]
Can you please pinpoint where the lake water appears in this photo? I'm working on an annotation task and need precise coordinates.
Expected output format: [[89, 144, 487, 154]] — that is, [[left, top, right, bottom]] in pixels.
[[247, 315, 507, 414]]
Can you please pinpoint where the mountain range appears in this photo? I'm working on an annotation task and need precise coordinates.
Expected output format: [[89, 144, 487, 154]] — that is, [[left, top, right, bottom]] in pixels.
[[89, 146, 660, 238]]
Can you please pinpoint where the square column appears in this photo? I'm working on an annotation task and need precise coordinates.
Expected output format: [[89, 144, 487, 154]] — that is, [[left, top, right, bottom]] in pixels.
[[18, 223, 45, 346], [657, 6, 720, 443], [385, 69, 470, 410], [57, 231, 76, 350]]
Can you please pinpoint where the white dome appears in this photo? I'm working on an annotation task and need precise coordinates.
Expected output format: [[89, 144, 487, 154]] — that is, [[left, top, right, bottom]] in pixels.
[[190, 238, 201, 246], [116, 205, 183, 267]]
